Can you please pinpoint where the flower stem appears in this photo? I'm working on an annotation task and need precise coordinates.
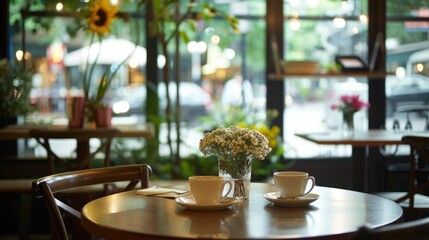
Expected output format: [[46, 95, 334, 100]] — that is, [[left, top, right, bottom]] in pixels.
[[233, 179, 248, 199]]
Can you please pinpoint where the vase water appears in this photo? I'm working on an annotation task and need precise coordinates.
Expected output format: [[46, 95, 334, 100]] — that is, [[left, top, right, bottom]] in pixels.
[[342, 112, 354, 138], [218, 155, 252, 201]]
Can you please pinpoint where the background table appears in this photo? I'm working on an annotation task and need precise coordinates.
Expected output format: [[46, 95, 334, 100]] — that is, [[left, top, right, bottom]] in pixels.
[[0, 123, 154, 140], [0, 123, 154, 172], [81, 183, 403, 240], [295, 130, 429, 192]]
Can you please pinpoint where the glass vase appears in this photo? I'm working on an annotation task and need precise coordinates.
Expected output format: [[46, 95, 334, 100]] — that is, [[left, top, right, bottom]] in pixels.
[[218, 155, 252, 201], [342, 112, 355, 138]]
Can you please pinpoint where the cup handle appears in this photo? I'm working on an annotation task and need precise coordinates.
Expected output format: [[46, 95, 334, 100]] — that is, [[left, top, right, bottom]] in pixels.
[[220, 180, 233, 201], [303, 176, 316, 196]]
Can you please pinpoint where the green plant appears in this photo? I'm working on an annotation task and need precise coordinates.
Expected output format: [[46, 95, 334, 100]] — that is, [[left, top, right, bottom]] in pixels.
[[0, 59, 34, 118], [144, 0, 239, 178], [198, 104, 264, 130], [178, 154, 218, 179]]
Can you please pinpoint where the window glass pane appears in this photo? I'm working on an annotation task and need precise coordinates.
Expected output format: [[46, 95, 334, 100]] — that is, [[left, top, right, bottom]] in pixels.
[[13, 1, 144, 118], [12, 1, 145, 157], [386, 1, 429, 139], [179, 1, 267, 156], [283, 0, 369, 158], [12, 0, 267, 158], [387, 0, 429, 17], [285, 0, 367, 16]]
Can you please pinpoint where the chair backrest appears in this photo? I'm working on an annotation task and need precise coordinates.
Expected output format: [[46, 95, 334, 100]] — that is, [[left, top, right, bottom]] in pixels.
[[352, 216, 429, 240], [32, 164, 152, 240], [393, 135, 429, 217], [402, 135, 429, 171]]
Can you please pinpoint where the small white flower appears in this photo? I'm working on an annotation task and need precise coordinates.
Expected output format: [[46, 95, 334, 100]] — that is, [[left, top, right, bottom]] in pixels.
[[199, 126, 272, 161]]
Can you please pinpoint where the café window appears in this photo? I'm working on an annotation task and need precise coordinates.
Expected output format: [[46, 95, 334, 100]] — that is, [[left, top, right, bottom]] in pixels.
[[11, 0, 267, 159], [161, 1, 267, 156], [385, 0, 429, 135], [281, 0, 369, 158], [11, 1, 146, 157]]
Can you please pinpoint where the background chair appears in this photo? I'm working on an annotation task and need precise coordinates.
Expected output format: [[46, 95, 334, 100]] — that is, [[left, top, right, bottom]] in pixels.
[[384, 106, 429, 185], [29, 128, 119, 174], [0, 128, 119, 239], [392, 106, 429, 132], [352, 216, 429, 240], [377, 135, 429, 220], [32, 164, 152, 240]]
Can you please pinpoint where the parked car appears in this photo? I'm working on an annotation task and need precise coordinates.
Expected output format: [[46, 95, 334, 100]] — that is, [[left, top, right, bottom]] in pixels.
[[111, 82, 212, 123], [386, 74, 429, 117]]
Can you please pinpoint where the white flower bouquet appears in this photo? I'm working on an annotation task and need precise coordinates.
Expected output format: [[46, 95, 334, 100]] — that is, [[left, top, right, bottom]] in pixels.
[[199, 126, 271, 162]]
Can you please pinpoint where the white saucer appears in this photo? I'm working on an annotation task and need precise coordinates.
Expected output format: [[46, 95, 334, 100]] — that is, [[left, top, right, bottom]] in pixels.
[[176, 196, 236, 211], [263, 192, 319, 207]]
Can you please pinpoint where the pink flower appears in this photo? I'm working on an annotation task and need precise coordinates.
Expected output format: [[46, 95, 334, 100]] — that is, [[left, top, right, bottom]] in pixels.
[[330, 104, 339, 110], [331, 94, 370, 114]]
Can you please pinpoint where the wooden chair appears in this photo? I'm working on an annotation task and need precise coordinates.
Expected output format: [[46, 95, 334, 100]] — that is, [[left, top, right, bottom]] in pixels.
[[29, 128, 119, 173], [376, 135, 429, 219], [32, 164, 152, 240], [385, 106, 429, 184], [352, 216, 429, 240]]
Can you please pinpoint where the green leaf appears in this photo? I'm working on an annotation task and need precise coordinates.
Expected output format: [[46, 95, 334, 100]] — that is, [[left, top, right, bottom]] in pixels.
[[179, 31, 190, 43]]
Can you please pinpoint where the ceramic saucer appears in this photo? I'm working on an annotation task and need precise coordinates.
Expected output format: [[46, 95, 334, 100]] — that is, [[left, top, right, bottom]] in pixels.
[[176, 196, 236, 211], [263, 192, 319, 207]]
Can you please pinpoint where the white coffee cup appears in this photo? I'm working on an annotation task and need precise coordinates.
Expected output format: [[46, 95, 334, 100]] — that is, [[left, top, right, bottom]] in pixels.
[[273, 171, 316, 199], [189, 176, 233, 204]]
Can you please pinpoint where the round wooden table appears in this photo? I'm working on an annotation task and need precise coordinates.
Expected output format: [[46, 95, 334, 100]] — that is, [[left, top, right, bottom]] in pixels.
[[81, 183, 402, 240]]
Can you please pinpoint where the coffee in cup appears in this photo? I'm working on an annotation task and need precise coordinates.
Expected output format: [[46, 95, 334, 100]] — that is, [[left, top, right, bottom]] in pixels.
[[189, 176, 233, 204], [273, 171, 316, 199]]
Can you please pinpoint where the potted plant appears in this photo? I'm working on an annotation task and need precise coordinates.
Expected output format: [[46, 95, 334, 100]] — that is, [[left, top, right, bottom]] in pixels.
[[79, 0, 119, 128], [72, 0, 140, 128], [91, 74, 114, 128], [0, 58, 33, 126]]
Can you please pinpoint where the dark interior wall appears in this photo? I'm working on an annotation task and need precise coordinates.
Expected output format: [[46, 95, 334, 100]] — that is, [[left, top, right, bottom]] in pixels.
[[288, 158, 352, 189], [0, 156, 51, 237], [0, 0, 10, 59], [0, 0, 19, 157], [0, 157, 50, 179], [286, 156, 409, 192]]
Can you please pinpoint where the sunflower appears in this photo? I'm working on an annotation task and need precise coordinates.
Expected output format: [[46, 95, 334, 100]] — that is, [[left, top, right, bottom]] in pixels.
[[86, 0, 119, 36]]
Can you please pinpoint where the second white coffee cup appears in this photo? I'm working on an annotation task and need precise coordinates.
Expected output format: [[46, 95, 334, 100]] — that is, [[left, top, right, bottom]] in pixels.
[[273, 171, 316, 199], [189, 176, 233, 204]]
